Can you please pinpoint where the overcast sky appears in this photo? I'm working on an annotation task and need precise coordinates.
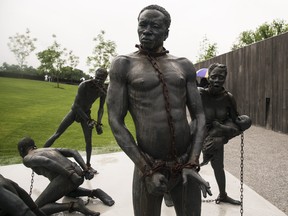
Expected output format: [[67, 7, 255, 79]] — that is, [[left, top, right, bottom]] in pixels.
[[0, 0, 287, 73]]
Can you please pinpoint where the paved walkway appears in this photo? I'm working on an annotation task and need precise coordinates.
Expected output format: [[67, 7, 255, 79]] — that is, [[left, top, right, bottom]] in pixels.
[[0, 150, 286, 216], [224, 126, 288, 215]]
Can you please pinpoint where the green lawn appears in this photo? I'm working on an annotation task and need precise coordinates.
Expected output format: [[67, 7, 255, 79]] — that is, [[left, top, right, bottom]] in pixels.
[[0, 77, 135, 165]]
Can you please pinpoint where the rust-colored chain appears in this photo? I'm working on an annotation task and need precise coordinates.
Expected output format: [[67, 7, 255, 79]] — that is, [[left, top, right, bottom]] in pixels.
[[146, 55, 177, 160]]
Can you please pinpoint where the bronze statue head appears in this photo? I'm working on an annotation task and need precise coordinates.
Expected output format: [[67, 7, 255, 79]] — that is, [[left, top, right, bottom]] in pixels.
[[138, 5, 171, 30], [95, 68, 108, 83], [18, 137, 36, 158]]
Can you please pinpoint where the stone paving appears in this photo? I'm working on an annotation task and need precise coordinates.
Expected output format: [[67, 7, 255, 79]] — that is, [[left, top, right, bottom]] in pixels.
[[0, 150, 287, 216]]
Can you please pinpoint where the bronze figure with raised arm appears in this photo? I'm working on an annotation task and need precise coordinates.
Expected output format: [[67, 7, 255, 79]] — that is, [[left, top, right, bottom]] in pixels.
[[44, 68, 108, 173]]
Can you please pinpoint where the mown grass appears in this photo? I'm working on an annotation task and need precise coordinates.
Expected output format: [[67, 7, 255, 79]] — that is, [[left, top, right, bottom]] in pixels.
[[0, 77, 135, 165]]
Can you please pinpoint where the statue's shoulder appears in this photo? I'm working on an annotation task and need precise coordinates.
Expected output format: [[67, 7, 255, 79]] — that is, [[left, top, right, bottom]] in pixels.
[[114, 51, 138, 60], [79, 79, 92, 88]]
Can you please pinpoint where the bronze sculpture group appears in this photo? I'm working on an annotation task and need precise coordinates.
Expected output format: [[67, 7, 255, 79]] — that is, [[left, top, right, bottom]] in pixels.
[[0, 4, 251, 216]]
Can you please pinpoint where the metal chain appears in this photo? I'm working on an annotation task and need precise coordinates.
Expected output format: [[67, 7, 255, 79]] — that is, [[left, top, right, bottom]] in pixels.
[[202, 133, 245, 211], [202, 198, 215, 203], [240, 133, 244, 216], [29, 170, 35, 196], [146, 55, 177, 160]]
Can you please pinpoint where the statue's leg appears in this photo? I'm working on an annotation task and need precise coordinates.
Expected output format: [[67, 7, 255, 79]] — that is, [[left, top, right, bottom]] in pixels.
[[211, 146, 226, 195], [35, 175, 78, 208], [133, 166, 162, 216], [211, 146, 241, 205], [44, 111, 75, 147], [67, 187, 115, 206], [80, 120, 93, 166], [40, 202, 71, 215], [40, 198, 100, 216], [170, 177, 201, 216]]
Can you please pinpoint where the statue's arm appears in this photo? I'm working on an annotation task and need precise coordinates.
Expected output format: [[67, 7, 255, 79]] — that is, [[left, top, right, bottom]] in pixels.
[[184, 60, 206, 166], [57, 148, 89, 171], [96, 94, 106, 124], [107, 56, 151, 174]]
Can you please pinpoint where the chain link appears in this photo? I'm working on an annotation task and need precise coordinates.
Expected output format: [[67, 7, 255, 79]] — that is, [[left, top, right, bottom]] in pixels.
[[202, 198, 215, 203], [146, 55, 177, 160], [29, 170, 34, 196], [240, 133, 244, 216]]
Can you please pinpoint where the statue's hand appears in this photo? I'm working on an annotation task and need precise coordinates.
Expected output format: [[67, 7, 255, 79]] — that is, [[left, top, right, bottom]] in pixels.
[[84, 169, 94, 180], [182, 168, 212, 198], [145, 173, 168, 196], [87, 119, 96, 129], [204, 136, 227, 152], [95, 123, 103, 135], [212, 120, 221, 127]]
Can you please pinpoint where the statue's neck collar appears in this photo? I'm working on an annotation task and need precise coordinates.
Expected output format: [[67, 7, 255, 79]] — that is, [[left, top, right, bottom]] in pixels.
[[135, 44, 169, 57]]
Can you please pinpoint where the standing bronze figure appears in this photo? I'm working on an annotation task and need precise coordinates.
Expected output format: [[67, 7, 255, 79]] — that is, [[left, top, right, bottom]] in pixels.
[[44, 68, 108, 172], [199, 63, 251, 205], [107, 4, 211, 216]]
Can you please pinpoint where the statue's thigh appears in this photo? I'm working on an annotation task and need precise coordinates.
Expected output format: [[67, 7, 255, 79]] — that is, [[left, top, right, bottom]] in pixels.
[[132, 167, 163, 216], [171, 179, 201, 216], [35, 176, 77, 207]]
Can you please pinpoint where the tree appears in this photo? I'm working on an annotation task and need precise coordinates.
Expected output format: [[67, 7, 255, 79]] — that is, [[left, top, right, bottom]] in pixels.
[[196, 35, 218, 63], [37, 38, 62, 87], [0, 62, 21, 73], [7, 28, 37, 71], [37, 48, 61, 82], [87, 30, 117, 74], [37, 35, 80, 87], [232, 19, 288, 50], [66, 50, 80, 71], [61, 66, 88, 83]]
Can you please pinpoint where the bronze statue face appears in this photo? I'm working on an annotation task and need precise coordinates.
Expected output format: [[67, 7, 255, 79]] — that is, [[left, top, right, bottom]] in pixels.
[[137, 9, 169, 52], [95, 69, 108, 83], [208, 67, 226, 92]]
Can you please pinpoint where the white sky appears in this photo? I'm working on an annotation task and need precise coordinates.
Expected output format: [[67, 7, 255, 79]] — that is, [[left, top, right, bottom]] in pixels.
[[0, 0, 288, 73]]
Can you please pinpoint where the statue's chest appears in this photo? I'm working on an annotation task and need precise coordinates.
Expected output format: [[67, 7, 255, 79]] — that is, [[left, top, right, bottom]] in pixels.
[[128, 62, 185, 92]]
